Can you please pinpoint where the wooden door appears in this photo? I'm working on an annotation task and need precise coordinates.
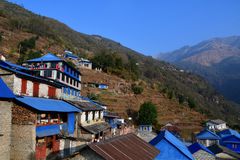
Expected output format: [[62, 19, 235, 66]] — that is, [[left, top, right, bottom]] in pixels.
[[21, 79, 27, 94], [33, 82, 39, 97]]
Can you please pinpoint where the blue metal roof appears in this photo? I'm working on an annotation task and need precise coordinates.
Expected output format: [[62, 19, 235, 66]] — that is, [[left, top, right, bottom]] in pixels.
[[218, 129, 240, 139], [150, 130, 194, 160], [196, 129, 220, 140], [0, 60, 30, 71], [0, 77, 15, 99], [188, 142, 215, 155], [27, 53, 62, 62], [15, 96, 81, 112], [0, 61, 63, 88], [65, 53, 79, 59]]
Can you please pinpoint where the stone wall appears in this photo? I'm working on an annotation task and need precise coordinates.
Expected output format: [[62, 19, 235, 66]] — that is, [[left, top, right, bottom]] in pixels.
[[11, 104, 36, 160], [11, 124, 36, 160], [12, 104, 36, 125], [0, 101, 12, 160]]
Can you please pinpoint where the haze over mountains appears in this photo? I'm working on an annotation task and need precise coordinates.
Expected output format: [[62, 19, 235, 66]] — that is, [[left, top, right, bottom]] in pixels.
[[158, 36, 240, 103]]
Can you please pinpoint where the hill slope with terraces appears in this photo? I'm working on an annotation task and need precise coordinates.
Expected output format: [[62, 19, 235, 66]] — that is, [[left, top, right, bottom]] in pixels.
[[81, 68, 205, 139], [0, 0, 240, 132]]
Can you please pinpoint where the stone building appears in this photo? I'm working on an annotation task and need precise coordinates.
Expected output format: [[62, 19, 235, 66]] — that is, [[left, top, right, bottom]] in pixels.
[[0, 77, 15, 160], [10, 96, 80, 160]]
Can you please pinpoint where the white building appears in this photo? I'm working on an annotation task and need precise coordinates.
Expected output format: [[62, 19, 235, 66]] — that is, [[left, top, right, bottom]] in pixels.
[[206, 119, 227, 131]]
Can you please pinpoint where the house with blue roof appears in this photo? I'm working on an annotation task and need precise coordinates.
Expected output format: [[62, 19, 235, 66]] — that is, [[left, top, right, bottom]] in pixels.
[[149, 130, 194, 160], [188, 142, 215, 160], [64, 50, 79, 60], [78, 58, 92, 70], [11, 96, 81, 160], [23, 53, 82, 99], [218, 129, 240, 154], [0, 77, 15, 160], [196, 129, 220, 147]]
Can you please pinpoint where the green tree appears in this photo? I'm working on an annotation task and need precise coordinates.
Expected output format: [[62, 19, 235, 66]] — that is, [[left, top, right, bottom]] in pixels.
[[178, 94, 185, 104], [188, 97, 196, 109], [138, 102, 157, 125], [26, 50, 42, 60]]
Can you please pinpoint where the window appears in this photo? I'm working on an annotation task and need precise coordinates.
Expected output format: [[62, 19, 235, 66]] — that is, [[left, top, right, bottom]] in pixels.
[[99, 111, 101, 119], [77, 82, 79, 88], [21, 79, 27, 94], [57, 72, 60, 79], [44, 70, 52, 77], [50, 62, 57, 68], [66, 77, 69, 83], [70, 78, 72, 85], [62, 74, 65, 82], [33, 82, 39, 97], [93, 111, 95, 120], [48, 86, 56, 98], [85, 112, 89, 121], [233, 144, 238, 149], [73, 80, 76, 86]]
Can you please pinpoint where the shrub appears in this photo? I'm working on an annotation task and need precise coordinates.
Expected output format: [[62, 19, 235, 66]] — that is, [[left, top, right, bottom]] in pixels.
[[132, 84, 144, 94], [87, 93, 99, 101]]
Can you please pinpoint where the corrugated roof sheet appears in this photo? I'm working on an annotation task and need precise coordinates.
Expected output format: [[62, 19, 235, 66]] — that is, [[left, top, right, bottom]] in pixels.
[[0, 61, 63, 88], [66, 100, 104, 111], [149, 130, 194, 160], [208, 144, 240, 159], [218, 129, 240, 139], [27, 53, 62, 62], [1, 60, 30, 71], [0, 77, 15, 99], [208, 119, 226, 125], [88, 133, 159, 160], [15, 96, 81, 112], [81, 122, 110, 134], [188, 142, 214, 155], [196, 129, 220, 140]]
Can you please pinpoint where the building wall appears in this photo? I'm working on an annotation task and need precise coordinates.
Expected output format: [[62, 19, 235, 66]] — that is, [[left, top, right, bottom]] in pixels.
[[13, 76, 61, 98], [26, 80, 33, 96], [0, 101, 12, 160], [11, 104, 36, 160], [11, 124, 36, 160], [80, 111, 104, 126]]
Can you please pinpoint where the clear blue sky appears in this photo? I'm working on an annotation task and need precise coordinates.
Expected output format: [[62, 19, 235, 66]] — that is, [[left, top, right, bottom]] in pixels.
[[8, 0, 240, 55]]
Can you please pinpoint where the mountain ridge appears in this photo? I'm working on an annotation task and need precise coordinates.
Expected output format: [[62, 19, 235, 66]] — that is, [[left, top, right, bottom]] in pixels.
[[158, 35, 240, 104], [1, 0, 240, 127]]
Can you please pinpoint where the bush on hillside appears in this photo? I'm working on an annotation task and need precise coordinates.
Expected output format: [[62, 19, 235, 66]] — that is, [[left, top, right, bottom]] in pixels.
[[132, 84, 144, 95], [138, 101, 157, 125]]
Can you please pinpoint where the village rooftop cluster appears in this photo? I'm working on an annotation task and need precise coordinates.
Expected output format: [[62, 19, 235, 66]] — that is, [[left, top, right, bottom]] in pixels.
[[0, 52, 240, 160]]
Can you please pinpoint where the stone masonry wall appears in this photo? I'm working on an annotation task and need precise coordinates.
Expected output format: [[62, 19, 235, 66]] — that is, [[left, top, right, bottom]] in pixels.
[[10, 104, 36, 160], [0, 101, 12, 160], [11, 124, 36, 160]]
